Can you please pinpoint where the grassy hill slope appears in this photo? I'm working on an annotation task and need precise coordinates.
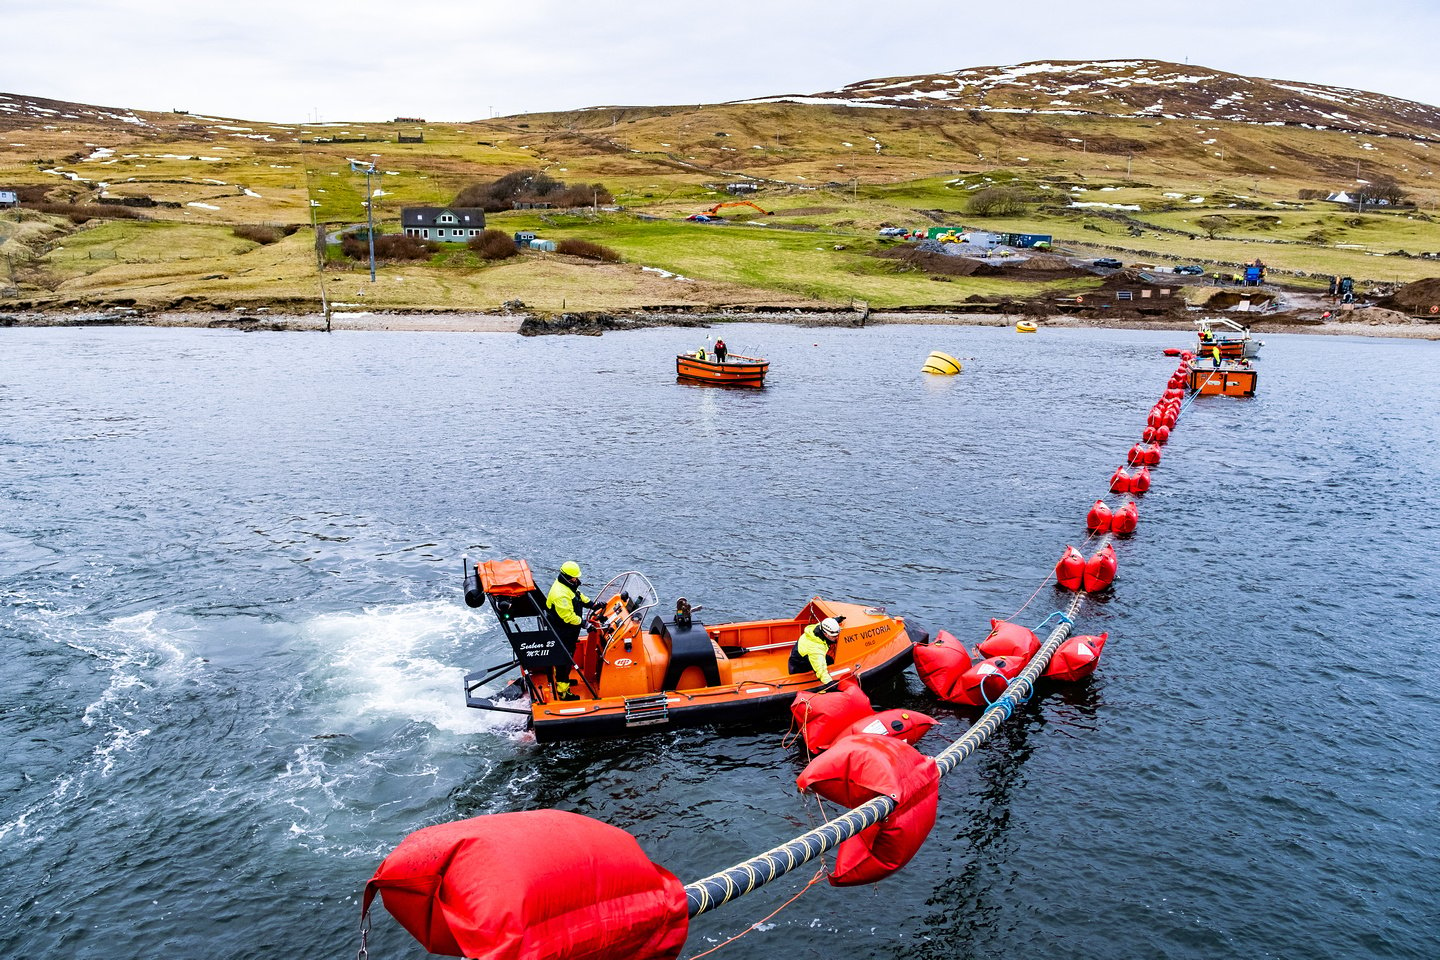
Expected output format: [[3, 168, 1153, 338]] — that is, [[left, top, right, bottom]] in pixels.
[[2, 62, 1438, 313]]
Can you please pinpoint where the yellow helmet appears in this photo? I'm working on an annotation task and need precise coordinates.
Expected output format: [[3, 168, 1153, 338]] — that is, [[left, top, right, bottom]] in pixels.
[[560, 561, 582, 580]]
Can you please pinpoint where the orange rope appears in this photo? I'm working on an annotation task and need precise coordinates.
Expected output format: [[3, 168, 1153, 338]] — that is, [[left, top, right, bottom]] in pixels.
[[683, 866, 828, 960]]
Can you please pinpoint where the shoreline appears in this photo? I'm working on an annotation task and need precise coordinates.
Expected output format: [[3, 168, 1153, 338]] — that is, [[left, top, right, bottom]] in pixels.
[[3, 307, 1438, 340]]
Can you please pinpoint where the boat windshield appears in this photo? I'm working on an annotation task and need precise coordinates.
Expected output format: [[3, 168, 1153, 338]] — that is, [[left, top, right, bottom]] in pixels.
[[591, 571, 660, 631]]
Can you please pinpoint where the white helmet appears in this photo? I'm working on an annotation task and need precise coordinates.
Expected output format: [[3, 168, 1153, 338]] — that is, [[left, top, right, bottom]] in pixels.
[[818, 618, 841, 640]]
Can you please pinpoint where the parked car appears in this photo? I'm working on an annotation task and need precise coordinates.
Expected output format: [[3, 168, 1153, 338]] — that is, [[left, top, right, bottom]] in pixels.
[[1173, 264, 1205, 275], [877, 227, 909, 237], [686, 214, 717, 222], [1093, 257, 1123, 269]]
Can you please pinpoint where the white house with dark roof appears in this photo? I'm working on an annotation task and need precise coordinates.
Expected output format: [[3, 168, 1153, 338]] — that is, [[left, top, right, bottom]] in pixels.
[[401, 207, 486, 241], [0, 190, 17, 208]]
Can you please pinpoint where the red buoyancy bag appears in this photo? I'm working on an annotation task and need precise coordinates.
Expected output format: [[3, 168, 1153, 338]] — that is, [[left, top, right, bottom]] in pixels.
[[1083, 543, 1118, 592], [1055, 545, 1085, 591], [1154, 424, 1171, 444], [1132, 466, 1152, 493], [913, 630, 975, 702], [839, 708, 938, 746], [1043, 632, 1109, 682], [797, 736, 940, 886], [791, 674, 874, 753], [1109, 467, 1133, 494], [1086, 499, 1112, 533], [947, 655, 1027, 707], [1110, 500, 1138, 535], [364, 810, 688, 960], [978, 619, 1040, 663], [1138, 444, 1161, 466]]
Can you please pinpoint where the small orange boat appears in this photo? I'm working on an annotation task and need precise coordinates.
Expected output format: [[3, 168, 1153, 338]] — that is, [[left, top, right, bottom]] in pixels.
[[675, 351, 768, 387], [462, 559, 917, 741]]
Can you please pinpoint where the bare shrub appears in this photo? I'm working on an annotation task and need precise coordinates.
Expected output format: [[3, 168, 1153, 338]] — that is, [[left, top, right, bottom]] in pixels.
[[967, 186, 1031, 217], [1358, 176, 1408, 206], [468, 229, 519, 260], [1196, 215, 1230, 239], [555, 239, 620, 262], [340, 233, 438, 261], [454, 169, 612, 212], [27, 202, 147, 224], [233, 224, 297, 245]]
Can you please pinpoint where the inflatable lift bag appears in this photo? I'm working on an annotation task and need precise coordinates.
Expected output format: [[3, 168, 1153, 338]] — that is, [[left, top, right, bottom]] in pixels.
[[364, 810, 689, 960]]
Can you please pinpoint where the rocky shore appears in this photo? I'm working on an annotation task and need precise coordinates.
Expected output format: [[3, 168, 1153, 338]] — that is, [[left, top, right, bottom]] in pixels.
[[2, 306, 1437, 339]]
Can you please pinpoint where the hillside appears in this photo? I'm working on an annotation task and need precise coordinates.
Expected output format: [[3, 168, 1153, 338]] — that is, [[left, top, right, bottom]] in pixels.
[[1, 60, 1438, 316], [741, 60, 1440, 141]]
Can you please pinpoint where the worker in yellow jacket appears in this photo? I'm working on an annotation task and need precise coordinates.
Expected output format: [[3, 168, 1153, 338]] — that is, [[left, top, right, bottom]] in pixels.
[[546, 561, 602, 700], [788, 618, 840, 684]]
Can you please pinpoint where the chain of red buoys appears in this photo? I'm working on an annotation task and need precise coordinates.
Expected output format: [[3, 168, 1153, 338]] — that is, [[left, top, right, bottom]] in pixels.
[[686, 357, 1203, 918]]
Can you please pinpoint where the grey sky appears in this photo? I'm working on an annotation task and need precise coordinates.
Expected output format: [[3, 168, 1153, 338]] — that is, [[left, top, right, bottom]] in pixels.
[[3, 0, 1435, 122]]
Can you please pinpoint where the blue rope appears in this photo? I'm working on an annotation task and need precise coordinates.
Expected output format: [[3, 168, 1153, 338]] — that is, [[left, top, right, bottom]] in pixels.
[[979, 671, 1014, 716], [1032, 611, 1073, 632]]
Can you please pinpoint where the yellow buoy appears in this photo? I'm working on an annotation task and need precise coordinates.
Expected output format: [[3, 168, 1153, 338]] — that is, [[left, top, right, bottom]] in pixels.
[[922, 350, 963, 375], [1015, 320, 1038, 333]]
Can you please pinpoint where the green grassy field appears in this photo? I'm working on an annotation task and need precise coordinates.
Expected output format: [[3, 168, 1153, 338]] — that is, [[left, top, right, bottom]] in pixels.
[[2, 99, 1437, 311]]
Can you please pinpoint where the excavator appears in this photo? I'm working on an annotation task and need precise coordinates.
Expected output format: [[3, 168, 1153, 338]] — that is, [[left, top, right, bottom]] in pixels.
[[703, 200, 773, 216]]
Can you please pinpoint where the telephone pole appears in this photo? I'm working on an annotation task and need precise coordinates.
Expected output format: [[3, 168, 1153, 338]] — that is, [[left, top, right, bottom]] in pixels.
[[350, 159, 377, 282]]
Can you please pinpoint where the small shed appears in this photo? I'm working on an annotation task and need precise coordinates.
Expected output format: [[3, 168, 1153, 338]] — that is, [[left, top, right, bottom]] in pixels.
[[0, 190, 17, 208]]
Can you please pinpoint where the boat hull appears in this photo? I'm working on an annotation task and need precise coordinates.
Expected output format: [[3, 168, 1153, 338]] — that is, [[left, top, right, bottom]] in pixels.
[[529, 640, 915, 742], [1188, 364, 1257, 396], [676, 354, 768, 387]]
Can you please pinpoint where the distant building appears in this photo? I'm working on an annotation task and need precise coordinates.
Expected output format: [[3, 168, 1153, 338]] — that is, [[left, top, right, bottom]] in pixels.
[[1325, 191, 1354, 204], [0, 190, 17, 208], [401, 207, 487, 241]]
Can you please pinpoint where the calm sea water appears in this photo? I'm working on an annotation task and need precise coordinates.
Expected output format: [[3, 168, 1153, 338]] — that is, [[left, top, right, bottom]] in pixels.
[[1, 323, 1436, 960]]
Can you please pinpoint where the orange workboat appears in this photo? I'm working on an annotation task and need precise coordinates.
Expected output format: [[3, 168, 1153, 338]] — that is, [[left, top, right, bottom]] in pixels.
[[675, 351, 768, 387], [462, 559, 918, 741]]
